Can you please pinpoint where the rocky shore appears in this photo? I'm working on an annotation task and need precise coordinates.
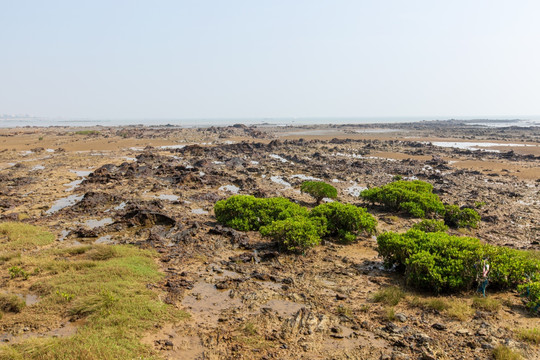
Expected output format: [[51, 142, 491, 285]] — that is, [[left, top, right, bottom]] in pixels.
[[0, 122, 539, 359]]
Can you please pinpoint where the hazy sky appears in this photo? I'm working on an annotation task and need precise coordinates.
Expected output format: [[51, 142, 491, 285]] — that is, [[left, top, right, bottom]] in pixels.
[[1, 0, 539, 119]]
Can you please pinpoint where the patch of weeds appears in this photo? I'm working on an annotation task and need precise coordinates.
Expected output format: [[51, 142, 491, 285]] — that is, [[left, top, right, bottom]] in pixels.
[[86, 245, 118, 261], [336, 305, 353, 317], [0, 252, 20, 264], [0, 294, 26, 313], [74, 130, 99, 135], [426, 298, 450, 311], [445, 301, 474, 321], [492, 345, 522, 360], [372, 286, 404, 306], [517, 328, 540, 345], [472, 296, 501, 312], [242, 322, 258, 336], [55, 291, 75, 303], [17, 213, 30, 221], [0, 222, 55, 252], [54, 246, 92, 256], [409, 296, 473, 321], [384, 307, 396, 321], [359, 304, 370, 313], [0, 244, 188, 359], [8, 266, 30, 280]]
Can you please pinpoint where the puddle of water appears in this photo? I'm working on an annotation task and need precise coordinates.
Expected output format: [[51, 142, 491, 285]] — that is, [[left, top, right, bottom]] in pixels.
[[114, 202, 127, 210], [218, 185, 240, 194], [355, 128, 404, 133], [269, 154, 288, 163], [0, 292, 39, 306], [159, 145, 186, 150], [46, 195, 84, 214], [59, 230, 70, 241], [64, 179, 84, 192], [191, 208, 208, 215], [263, 299, 304, 316], [70, 170, 92, 177], [0, 321, 78, 344], [212, 161, 224, 165], [182, 282, 241, 322], [94, 235, 114, 244], [345, 183, 367, 197], [122, 156, 137, 161], [84, 218, 113, 229], [64, 170, 93, 192], [291, 174, 322, 181], [156, 194, 179, 201], [250, 160, 259, 165], [270, 176, 291, 188], [46, 149, 55, 153]]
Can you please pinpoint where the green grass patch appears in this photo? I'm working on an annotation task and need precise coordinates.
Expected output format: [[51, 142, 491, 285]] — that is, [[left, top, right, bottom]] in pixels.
[[0, 244, 188, 359], [0, 222, 55, 252]]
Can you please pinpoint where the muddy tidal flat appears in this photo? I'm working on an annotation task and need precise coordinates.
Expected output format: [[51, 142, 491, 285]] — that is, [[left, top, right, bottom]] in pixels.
[[0, 121, 539, 359]]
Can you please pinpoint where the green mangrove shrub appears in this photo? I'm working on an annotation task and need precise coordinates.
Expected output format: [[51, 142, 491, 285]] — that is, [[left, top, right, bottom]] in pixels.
[[360, 180, 445, 218], [300, 181, 338, 205], [215, 195, 378, 252], [377, 229, 540, 297], [214, 195, 307, 231], [444, 205, 481, 229], [259, 216, 325, 253], [412, 219, 449, 233], [310, 202, 377, 242], [519, 281, 540, 314]]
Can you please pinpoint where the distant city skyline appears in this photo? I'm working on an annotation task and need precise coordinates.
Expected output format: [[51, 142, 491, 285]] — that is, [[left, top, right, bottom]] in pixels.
[[1, 1, 540, 120]]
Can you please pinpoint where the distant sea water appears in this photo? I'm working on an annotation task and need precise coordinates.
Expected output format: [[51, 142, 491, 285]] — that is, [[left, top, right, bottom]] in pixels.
[[0, 116, 539, 128]]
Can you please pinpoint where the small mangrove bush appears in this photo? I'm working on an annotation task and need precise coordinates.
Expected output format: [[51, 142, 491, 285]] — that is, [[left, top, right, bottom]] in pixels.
[[300, 181, 337, 205], [360, 180, 480, 228]]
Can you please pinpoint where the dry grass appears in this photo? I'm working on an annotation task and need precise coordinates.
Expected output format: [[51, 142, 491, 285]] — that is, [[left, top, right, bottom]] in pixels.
[[409, 296, 474, 321], [472, 296, 501, 312], [517, 328, 540, 345], [372, 286, 405, 306], [492, 345, 522, 360]]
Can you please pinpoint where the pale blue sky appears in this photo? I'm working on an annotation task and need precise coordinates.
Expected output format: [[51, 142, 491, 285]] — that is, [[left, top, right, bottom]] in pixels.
[[1, 0, 539, 119]]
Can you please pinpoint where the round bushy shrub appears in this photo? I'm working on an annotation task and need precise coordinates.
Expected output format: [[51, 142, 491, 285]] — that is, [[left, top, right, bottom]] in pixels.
[[377, 229, 540, 302], [310, 202, 377, 242], [360, 180, 445, 218], [443, 205, 481, 228], [214, 195, 308, 231], [300, 181, 337, 205], [259, 216, 323, 253], [412, 219, 449, 233]]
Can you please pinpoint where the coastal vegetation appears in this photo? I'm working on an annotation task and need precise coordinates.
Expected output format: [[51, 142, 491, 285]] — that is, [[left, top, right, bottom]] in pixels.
[[0, 223, 187, 359], [300, 181, 338, 205], [214, 195, 377, 252], [360, 180, 480, 228]]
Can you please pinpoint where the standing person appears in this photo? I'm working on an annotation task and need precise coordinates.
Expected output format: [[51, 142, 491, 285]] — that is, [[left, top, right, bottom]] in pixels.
[[477, 257, 490, 297]]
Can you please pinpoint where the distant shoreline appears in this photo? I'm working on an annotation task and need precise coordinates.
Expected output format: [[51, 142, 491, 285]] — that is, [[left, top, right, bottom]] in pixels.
[[0, 117, 539, 129]]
